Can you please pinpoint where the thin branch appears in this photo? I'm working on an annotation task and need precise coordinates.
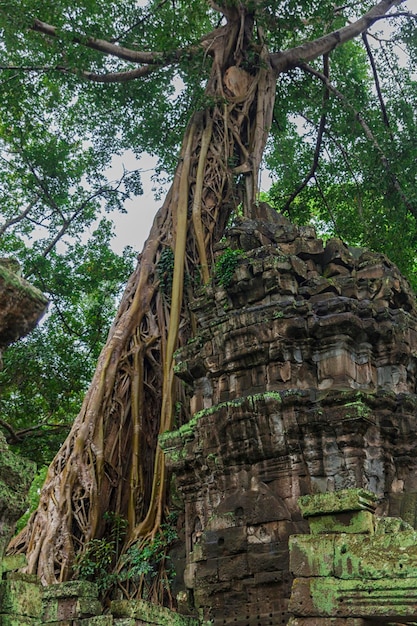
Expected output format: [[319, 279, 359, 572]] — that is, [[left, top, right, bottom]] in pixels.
[[28, 184, 124, 263], [313, 173, 344, 239], [14, 422, 69, 438], [271, 0, 406, 74], [110, 0, 171, 43], [282, 54, 330, 214], [373, 35, 409, 100], [0, 197, 39, 237], [0, 65, 62, 73], [362, 32, 393, 138], [301, 62, 417, 220]]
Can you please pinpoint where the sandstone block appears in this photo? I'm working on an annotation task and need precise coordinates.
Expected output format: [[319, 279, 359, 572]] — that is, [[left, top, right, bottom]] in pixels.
[[289, 576, 417, 620], [110, 600, 199, 625], [289, 535, 335, 578], [0, 579, 42, 617]]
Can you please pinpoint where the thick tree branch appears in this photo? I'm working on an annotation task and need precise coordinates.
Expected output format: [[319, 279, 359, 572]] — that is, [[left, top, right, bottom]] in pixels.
[[0, 417, 69, 445], [0, 63, 154, 82], [0, 197, 39, 237], [30, 17, 203, 83], [271, 0, 405, 73], [80, 66, 153, 83], [0, 418, 21, 443], [32, 19, 162, 64]]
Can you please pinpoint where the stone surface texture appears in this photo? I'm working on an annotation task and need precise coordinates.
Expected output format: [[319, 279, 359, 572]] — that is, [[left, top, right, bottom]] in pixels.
[[0, 261, 48, 350], [289, 489, 417, 624], [160, 213, 417, 625]]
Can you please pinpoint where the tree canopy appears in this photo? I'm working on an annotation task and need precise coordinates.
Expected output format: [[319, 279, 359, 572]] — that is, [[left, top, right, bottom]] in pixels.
[[1, 1, 416, 275], [1, 0, 417, 603]]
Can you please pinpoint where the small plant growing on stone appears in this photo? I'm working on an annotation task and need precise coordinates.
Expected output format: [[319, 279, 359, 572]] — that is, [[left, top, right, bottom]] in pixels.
[[156, 246, 175, 296], [215, 248, 244, 287]]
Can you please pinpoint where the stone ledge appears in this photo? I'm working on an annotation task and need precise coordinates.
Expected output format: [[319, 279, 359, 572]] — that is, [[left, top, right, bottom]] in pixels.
[[289, 577, 417, 620], [298, 489, 378, 518], [0, 264, 48, 349], [111, 600, 199, 626]]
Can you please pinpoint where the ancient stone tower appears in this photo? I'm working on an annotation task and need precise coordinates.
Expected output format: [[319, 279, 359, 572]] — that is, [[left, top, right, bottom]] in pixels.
[[160, 211, 417, 626]]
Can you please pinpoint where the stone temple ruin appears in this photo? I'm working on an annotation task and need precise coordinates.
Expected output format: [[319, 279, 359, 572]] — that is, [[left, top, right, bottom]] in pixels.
[[161, 209, 417, 625], [4, 212, 417, 625]]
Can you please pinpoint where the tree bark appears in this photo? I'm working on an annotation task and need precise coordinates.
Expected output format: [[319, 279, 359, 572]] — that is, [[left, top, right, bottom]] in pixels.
[[9, 13, 277, 588]]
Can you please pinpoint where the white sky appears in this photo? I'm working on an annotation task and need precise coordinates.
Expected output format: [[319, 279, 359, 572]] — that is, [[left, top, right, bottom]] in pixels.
[[109, 152, 161, 255]]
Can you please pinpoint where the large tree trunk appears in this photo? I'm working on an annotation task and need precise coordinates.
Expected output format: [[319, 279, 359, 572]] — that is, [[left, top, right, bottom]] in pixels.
[[9, 10, 277, 591]]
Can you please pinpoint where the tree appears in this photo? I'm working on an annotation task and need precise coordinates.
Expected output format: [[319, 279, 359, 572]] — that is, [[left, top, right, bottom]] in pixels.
[[2, 0, 416, 599], [0, 106, 138, 465], [0, 220, 136, 467]]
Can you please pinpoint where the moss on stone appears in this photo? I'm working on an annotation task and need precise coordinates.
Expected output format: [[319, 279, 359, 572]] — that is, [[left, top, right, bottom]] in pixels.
[[298, 489, 378, 519], [111, 599, 199, 625], [307, 510, 375, 535], [160, 391, 284, 449], [42, 580, 99, 599], [0, 577, 42, 617]]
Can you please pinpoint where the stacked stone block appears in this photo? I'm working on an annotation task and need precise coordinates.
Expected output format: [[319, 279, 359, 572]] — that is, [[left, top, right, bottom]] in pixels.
[[42, 581, 110, 626], [111, 599, 200, 625], [161, 213, 417, 624], [0, 572, 42, 626], [289, 488, 417, 624]]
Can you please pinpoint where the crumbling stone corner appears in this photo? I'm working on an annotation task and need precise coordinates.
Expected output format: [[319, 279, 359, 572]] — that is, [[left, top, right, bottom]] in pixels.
[[288, 488, 417, 624]]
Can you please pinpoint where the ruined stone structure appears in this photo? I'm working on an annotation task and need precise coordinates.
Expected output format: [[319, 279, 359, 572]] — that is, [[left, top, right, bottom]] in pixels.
[[0, 259, 48, 355], [289, 488, 417, 624], [3, 220, 417, 625], [160, 213, 417, 625]]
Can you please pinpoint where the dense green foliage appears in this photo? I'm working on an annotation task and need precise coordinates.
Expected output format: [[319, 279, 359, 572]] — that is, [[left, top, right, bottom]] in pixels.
[[0, 223, 135, 465], [0, 87, 137, 464], [265, 21, 417, 286]]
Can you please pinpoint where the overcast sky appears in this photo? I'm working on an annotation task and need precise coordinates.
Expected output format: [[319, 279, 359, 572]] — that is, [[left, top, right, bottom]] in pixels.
[[108, 151, 162, 255]]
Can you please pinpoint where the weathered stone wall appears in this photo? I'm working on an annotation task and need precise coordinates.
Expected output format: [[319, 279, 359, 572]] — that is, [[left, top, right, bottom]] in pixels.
[[0, 578, 201, 625], [161, 213, 417, 625], [289, 488, 417, 624]]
